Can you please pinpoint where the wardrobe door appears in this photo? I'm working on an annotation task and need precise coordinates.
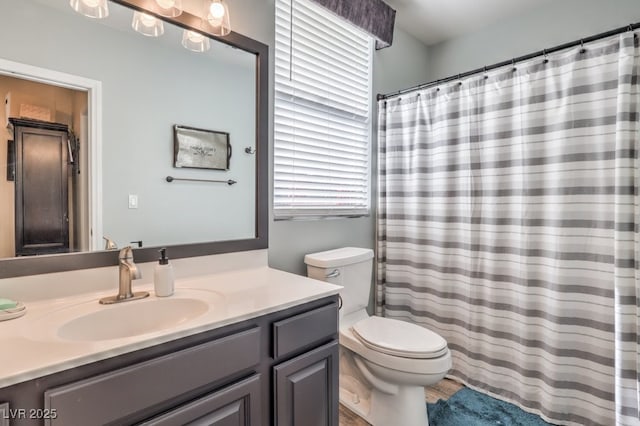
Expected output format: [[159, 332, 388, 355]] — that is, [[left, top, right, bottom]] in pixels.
[[14, 122, 69, 256]]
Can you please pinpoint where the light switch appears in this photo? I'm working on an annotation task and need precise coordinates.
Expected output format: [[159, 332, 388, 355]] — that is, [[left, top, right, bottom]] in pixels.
[[128, 194, 138, 209]]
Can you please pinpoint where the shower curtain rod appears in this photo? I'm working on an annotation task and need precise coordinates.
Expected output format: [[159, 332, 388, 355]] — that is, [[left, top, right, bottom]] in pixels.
[[377, 21, 640, 101]]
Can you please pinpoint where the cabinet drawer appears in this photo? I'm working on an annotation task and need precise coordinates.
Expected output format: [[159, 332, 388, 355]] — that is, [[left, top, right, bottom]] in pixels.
[[140, 374, 261, 426], [44, 327, 261, 426], [273, 303, 338, 360]]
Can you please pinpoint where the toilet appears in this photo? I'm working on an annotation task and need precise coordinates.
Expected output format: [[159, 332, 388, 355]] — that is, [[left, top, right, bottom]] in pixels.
[[305, 247, 451, 426]]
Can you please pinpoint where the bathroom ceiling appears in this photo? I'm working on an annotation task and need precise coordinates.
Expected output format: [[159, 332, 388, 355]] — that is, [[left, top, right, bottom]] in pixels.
[[384, 0, 555, 46]]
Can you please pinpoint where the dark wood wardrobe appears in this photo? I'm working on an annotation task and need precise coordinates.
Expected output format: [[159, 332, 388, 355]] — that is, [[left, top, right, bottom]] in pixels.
[[10, 118, 70, 256]]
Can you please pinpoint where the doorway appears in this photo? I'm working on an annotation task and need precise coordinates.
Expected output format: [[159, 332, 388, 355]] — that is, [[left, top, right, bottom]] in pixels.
[[0, 59, 102, 258]]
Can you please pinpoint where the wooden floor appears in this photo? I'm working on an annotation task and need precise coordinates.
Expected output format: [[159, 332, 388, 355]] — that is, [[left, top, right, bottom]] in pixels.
[[339, 379, 464, 426]]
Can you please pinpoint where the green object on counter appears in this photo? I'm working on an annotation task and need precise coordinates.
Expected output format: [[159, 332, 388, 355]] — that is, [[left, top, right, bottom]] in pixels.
[[0, 298, 18, 310]]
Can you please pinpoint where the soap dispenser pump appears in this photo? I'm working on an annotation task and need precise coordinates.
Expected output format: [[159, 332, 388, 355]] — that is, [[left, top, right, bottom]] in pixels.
[[154, 248, 174, 297]]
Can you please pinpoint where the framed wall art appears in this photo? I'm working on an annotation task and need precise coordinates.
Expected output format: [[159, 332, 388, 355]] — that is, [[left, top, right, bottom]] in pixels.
[[173, 125, 231, 170]]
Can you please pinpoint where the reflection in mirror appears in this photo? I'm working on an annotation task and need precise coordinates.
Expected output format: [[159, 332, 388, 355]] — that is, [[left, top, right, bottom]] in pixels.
[[0, 78, 89, 258], [0, 0, 257, 260]]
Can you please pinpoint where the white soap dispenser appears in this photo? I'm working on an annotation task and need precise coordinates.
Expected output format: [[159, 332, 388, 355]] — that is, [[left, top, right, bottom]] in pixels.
[[154, 248, 174, 297]]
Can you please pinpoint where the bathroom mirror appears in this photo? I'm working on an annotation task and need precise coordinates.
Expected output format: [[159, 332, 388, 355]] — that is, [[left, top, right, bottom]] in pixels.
[[0, 0, 268, 277]]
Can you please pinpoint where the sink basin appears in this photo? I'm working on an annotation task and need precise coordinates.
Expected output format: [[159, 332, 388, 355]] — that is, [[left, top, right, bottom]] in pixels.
[[27, 289, 222, 343], [58, 298, 209, 341]]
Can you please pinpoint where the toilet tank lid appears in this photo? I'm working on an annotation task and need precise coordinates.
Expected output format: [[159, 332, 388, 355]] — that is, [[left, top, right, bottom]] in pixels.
[[304, 247, 373, 268]]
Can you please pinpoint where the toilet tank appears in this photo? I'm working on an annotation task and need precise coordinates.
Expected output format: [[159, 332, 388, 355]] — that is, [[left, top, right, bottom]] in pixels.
[[305, 247, 374, 316]]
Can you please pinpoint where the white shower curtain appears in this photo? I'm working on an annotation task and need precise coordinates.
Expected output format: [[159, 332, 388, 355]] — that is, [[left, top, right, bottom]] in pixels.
[[376, 33, 640, 426]]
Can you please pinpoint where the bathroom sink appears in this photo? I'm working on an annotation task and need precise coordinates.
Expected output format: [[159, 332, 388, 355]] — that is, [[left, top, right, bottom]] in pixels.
[[58, 298, 209, 341], [27, 289, 222, 342]]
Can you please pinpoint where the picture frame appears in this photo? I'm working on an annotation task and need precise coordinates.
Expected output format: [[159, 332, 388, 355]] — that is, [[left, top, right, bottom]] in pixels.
[[6, 140, 14, 181], [173, 125, 231, 170]]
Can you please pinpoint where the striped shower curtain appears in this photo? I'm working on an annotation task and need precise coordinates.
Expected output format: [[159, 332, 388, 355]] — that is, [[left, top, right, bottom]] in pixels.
[[376, 33, 640, 426]]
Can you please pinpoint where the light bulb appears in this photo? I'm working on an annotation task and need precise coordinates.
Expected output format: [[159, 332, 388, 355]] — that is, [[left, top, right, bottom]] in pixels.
[[206, 0, 231, 36], [154, 0, 182, 17], [182, 30, 210, 52], [187, 31, 204, 43], [155, 0, 175, 8], [139, 13, 158, 28], [209, 2, 225, 19], [132, 11, 164, 36], [70, 0, 109, 18]]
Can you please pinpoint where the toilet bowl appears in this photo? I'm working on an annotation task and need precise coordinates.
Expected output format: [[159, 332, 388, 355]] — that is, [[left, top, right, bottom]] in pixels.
[[305, 247, 451, 426]]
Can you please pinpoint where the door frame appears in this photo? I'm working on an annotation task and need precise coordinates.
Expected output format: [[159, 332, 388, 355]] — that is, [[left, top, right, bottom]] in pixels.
[[0, 58, 103, 251]]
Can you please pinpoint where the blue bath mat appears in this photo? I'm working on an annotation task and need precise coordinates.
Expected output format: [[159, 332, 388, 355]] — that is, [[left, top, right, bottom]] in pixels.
[[427, 388, 555, 426]]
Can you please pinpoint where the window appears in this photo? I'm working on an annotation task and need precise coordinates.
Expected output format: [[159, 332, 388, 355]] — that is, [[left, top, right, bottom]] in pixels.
[[274, 0, 373, 219]]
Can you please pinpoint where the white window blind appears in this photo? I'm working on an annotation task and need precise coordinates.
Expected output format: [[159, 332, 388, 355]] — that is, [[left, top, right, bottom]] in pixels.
[[274, 0, 372, 219]]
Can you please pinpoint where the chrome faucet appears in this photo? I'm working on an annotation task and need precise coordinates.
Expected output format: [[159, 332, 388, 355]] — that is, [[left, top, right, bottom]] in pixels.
[[103, 236, 118, 250], [99, 246, 149, 304]]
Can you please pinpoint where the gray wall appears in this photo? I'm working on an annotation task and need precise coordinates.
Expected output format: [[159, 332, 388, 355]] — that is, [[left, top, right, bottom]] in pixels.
[[263, 0, 640, 276], [0, 0, 256, 251], [226, 0, 433, 275], [9, 0, 634, 279], [428, 0, 640, 80], [221, 0, 431, 275], [0, 0, 430, 275]]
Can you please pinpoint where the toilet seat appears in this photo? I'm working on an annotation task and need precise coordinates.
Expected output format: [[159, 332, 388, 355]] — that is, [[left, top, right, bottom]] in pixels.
[[351, 316, 448, 359], [340, 326, 451, 376]]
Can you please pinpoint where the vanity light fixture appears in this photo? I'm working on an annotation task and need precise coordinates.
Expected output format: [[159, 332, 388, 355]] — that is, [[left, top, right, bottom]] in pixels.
[[154, 0, 183, 18], [132, 11, 165, 37], [207, 0, 231, 36], [69, 0, 109, 19], [182, 30, 211, 52]]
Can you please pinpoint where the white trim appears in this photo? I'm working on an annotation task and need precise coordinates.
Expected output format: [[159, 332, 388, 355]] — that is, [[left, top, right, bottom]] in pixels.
[[0, 57, 103, 251]]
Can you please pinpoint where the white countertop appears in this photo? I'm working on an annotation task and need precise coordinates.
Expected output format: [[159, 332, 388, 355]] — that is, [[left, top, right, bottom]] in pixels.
[[0, 250, 341, 388]]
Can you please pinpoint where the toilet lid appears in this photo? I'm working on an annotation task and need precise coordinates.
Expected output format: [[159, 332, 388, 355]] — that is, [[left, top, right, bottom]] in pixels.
[[351, 316, 448, 359]]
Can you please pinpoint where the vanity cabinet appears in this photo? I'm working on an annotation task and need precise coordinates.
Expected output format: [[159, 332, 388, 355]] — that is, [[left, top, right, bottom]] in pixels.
[[0, 296, 338, 426]]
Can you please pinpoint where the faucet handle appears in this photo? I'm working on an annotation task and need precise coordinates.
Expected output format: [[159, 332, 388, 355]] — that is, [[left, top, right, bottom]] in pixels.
[[119, 246, 134, 261], [103, 236, 117, 250], [100, 246, 146, 305], [119, 246, 142, 280]]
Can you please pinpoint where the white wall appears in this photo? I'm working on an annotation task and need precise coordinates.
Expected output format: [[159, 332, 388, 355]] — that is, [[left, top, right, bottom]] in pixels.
[[428, 0, 640, 80]]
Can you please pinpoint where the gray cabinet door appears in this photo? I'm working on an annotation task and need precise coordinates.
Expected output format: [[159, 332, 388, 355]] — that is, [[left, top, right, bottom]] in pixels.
[[140, 374, 261, 426], [273, 341, 338, 426]]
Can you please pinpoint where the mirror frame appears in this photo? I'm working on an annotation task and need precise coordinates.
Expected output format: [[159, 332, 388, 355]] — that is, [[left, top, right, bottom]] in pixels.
[[0, 0, 268, 278]]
